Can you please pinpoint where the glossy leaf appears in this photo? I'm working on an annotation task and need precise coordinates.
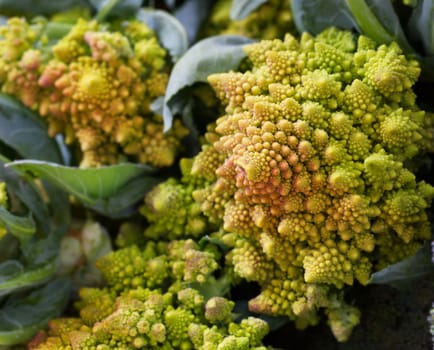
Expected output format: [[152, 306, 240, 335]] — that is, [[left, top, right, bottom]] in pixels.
[[291, 0, 356, 34], [370, 243, 434, 289], [230, 0, 267, 20], [0, 95, 62, 163], [163, 35, 254, 131], [0, 278, 70, 345], [137, 8, 189, 62], [6, 160, 157, 217]]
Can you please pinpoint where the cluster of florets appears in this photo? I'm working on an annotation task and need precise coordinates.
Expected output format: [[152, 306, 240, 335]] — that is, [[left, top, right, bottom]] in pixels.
[[0, 17, 188, 167], [201, 0, 294, 40], [30, 224, 270, 350], [191, 27, 434, 340], [140, 152, 224, 240]]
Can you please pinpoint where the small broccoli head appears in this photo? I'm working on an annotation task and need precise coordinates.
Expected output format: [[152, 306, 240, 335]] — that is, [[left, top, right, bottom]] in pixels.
[[191, 27, 434, 340]]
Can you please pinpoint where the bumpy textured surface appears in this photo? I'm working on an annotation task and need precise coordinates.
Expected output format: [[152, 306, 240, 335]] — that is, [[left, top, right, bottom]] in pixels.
[[201, 0, 294, 40], [191, 28, 434, 340], [0, 17, 188, 167], [29, 230, 270, 350], [140, 158, 218, 241]]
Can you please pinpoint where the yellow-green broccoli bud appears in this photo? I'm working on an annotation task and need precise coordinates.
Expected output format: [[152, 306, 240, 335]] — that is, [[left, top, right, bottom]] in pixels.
[[204, 296, 235, 324]]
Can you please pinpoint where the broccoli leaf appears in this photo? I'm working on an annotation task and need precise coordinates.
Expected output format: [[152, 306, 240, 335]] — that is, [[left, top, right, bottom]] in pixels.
[[6, 160, 157, 218], [0, 94, 62, 164], [408, 0, 434, 55], [0, 157, 51, 235], [163, 35, 254, 132], [291, 0, 356, 34], [0, 0, 89, 16], [0, 206, 35, 244], [370, 243, 434, 289], [0, 258, 57, 297], [173, 0, 215, 44], [137, 8, 188, 63], [91, 0, 142, 21], [0, 278, 70, 345], [91, 175, 162, 218], [230, 0, 267, 20]]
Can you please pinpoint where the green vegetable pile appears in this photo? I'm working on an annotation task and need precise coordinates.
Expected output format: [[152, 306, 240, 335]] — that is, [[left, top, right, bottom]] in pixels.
[[0, 1, 432, 349]]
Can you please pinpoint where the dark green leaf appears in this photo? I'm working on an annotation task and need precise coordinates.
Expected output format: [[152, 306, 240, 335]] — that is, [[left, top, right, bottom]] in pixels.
[[370, 243, 434, 289], [0, 260, 22, 284], [408, 0, 434, 55], [20, 226, 63, 266], [0, 0, 89, 16], [0, 206, 35, 244], [0, 278, 70, 345], [91, 0, 142, 21], [40, 179, 71, 233], [163, 35, 254, 131], [291, 0, 356, 34], [0, 234, 19, 263], [230, 0, 267, 20], [137, 8, 188, 63], [91, 175, 162, 218], [0, 94, 62, 163], [173, 0, 215, 44], [0, 158, 51, 235], [6, 160, 157, 217], [0, 258, 57, 297]]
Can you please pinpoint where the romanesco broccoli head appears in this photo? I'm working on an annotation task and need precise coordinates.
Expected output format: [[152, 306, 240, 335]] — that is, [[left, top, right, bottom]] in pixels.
[[191, 27, 434, 341], [29, 225, 270, 350], [0, 17, 188, 167]]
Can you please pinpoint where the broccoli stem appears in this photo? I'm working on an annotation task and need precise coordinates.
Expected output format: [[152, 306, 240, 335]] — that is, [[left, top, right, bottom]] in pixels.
[[95, 0, 122, 22], [344, 0, 393, 44]]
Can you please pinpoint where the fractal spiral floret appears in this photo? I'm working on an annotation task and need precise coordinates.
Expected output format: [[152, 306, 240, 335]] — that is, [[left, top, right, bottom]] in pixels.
[[190, 27, 434, 341]]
